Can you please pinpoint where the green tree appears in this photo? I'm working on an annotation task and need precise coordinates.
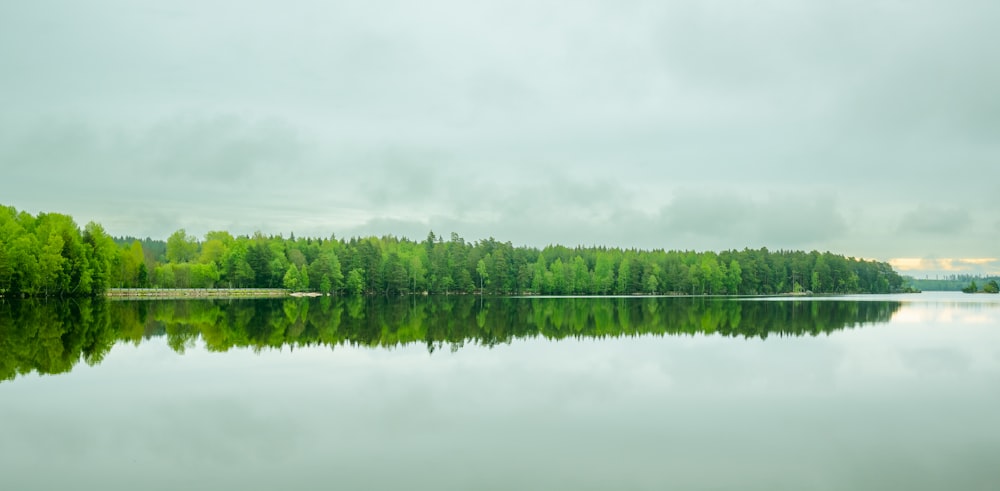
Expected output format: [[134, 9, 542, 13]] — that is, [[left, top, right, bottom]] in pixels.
[[550, 258, 566, 294], [356, 238, 383, 293], [700, 255, 723, 295], [38, 232, 66, 296], [283, 265, 301, 291], [166, 229, 198, 264], [531, 253, 547, 294], [476, 258, 489, 294], [190, 263, 219, 288], [644, 272, 659, 294], [813, 254, 832, 293], [155, 264, 175, 288], [222, 241, 255, 288], [199, 238, 228, 266], [572, 256, 590, 295], [726, 260, 743, 295], [246, 237, 275, 287], [408, 255, 426, 293], [383, 253, 408, 294], [118, 241, 145, 287], [310, 249, 343, 294], [687, 263, 703, 295], [616, 256, 632, 294], [346, 268, 365, 295], [592, 254, 615, 294], [82, 221, 118, 295], [299, 263, 310, 291]]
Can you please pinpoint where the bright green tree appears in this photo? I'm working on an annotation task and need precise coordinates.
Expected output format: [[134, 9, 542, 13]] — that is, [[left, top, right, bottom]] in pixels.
[[616, 256, 632, 294], [644, 272, 659, 294], [476, 258, 489, 293], [82, 221, 118, 294], [572, 256, 590, 294], [592, 254, 615, 294], [726, 260, 743, 295], [283, 264, 301, 291], [346, 268, 365, 295], [299, 263, 310, 291], [166, 229, 198, 263]]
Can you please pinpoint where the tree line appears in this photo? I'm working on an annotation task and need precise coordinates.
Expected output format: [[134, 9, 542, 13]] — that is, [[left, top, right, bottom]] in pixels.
[[118, 230, 905, 296], [906, 275, 1000, 292], [961, 279, 1000, 294], [1, 204, 905, 297]]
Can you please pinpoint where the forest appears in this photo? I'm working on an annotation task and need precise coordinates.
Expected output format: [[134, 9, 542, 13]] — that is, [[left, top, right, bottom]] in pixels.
[[905, 275, 1000, 292], [0, 206, 118, 298], [1, 204, 905, 297]]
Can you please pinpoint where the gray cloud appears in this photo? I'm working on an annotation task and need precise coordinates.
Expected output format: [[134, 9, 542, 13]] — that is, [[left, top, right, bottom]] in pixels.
[[337, 189, 850, 254], [137, 116, 306, 182], [1, 0, 999, 271], [660, 192, 847, 249], [898, 205, 973, 236]]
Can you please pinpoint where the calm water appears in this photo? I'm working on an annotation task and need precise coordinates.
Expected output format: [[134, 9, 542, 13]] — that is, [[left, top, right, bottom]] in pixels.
[[1, 293, 998, 490]]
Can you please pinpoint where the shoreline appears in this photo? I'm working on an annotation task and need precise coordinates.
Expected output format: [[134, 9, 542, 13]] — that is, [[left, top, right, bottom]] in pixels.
[[106, 288, 289, 299], [100, 288, 924, 301]]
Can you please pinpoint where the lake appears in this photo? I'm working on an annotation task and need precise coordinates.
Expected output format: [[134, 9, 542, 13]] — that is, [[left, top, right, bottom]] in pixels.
[[2, 292, 998, 490]]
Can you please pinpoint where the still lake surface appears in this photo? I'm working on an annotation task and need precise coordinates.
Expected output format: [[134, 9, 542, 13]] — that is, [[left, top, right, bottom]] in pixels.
[[2, 292, 998, 490]]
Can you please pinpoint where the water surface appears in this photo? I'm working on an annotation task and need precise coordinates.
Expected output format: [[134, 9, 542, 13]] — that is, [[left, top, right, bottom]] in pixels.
[[1, 293, 998, 490]]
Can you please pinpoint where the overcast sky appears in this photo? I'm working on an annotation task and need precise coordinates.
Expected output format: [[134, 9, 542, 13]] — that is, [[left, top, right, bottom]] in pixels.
[[1, 1, 998, 276]]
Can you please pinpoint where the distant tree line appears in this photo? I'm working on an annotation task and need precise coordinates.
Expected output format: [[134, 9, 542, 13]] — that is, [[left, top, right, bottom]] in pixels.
[[906, 275, 1000, 292], [961, 279, 1000, 294], [122, 230, 904, 296], [1, 205, 905, 297]]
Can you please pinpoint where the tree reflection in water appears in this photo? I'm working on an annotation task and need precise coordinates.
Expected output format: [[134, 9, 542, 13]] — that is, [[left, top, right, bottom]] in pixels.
[[1, 296, 900, 381]]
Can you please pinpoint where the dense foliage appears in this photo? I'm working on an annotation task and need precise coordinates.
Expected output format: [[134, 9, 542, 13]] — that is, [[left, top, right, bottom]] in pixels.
[[1, 296, 901, 381], [2, 205, 905, 297], [0, 206, 117, 297], [122, 230, 904, 295]]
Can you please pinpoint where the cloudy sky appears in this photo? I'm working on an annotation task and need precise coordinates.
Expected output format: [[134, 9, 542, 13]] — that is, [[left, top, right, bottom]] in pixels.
[[1, 1, 998, 276]]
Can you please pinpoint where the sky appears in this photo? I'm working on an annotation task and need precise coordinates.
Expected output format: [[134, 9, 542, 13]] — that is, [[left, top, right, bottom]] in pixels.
[[1, 0, 998, 277]]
